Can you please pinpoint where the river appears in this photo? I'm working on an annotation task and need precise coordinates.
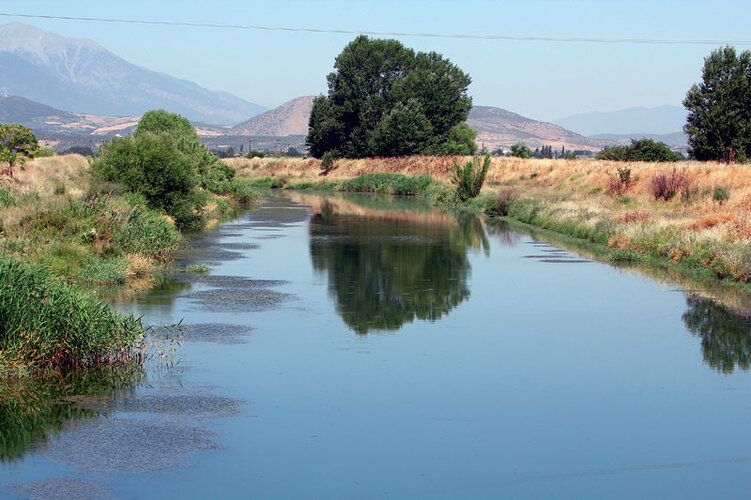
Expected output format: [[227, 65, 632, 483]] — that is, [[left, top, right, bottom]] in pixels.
[[1, 192, 751, 498]]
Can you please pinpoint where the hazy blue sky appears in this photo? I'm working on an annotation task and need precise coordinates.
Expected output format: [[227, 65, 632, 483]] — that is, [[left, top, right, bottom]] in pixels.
[[6, 1, 751, 121]]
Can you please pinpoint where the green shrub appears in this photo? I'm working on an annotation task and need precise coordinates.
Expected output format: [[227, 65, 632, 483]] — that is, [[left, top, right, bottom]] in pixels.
[[210, 179, 258, 203], [0, 258, 143, 374], [713, 185, 730, 204], [484, 188, 518, 216], [113, 204, 181, 257], [321, 150, 340, 172], [510, 142, 531, 159], [0, 187, 15, 207], [451, 155, 490, 201], [186, 264, 210, 274], [35, 147, 54, 158]]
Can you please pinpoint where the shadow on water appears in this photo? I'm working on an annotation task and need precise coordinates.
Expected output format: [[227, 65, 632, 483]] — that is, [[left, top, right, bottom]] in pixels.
[[303, 194, 489, 334], [0, 366, 141, 462]]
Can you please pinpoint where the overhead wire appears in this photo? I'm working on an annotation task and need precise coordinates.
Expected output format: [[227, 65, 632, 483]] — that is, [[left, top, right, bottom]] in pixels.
[[0, 12, 749, 46]]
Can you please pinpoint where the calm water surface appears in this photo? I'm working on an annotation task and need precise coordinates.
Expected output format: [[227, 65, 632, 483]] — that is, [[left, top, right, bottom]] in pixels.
[[2, 192, 751, 499]]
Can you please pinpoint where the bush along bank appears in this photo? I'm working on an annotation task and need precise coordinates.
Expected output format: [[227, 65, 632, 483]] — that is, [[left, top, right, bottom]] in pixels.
[[0, 111, 260, 376]]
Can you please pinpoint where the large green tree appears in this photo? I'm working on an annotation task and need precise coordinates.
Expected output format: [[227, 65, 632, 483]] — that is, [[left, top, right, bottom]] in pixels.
[[0, 124, 39, 178], [684, 46, 751, 162], [307, 36, 474, 158]]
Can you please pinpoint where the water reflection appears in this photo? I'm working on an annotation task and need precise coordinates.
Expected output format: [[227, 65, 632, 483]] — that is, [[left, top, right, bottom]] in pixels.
[[307, 196, 488, 334], [682, 295, 751, 374], [0, 366, 141, 461]]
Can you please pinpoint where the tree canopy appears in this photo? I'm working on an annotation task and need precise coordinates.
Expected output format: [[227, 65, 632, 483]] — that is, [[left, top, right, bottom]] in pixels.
[[93, 109, 235, 230], [306, 36, 475, 159], [0, 124, 39, 178], [684, 46, 751, 162]]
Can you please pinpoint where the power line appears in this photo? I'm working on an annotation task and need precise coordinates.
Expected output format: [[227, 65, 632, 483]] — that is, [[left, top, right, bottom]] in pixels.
[[1, 12, 750, 46]]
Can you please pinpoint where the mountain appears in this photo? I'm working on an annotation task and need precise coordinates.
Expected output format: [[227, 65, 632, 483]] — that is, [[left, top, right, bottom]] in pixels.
[[229, 97, 611, 151], [0, 95, 141, 135], [590, 131, 687, 147], [0, 22, 265, 125], [467, 106, 612, 151], [553, 105, 687, 136], [230, 96, 314, 136]]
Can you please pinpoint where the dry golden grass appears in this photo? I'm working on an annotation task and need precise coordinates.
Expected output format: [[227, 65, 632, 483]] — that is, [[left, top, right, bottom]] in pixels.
[[1, 155, 91, 228], [227, 156, 751, 243], [227, 155, 751, 285]]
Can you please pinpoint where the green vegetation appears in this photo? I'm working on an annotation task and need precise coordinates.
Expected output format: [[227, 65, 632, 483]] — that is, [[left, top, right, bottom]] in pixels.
[[92, 109, 256, 230], [0, 124, 39, 177], [451, 155, 490, 201], [713, 185, 731, 203], [321, 150, 339, 172], [340, 172, 434, 195], [684, 46, 751, 162], [62, 145, 95, 156], [510, 142, 532, 158], [484, 188, 518, 216], [306, 35, 474, 158], [0, 258, 143, 376], [596, 139, 681, 162]]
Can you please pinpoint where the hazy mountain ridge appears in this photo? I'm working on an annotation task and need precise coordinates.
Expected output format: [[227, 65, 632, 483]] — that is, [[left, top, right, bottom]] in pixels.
[[467, 106, 613, 151], [553, 105, 687, 136], [227, 97, 614, 151], [0, 22, 266, 125]]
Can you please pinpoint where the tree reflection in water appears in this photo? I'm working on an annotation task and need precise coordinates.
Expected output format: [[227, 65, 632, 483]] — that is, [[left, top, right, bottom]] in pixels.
[[683, 295, 751, 374], [0, 366, 141, 461], [310, 201, 488, 334]]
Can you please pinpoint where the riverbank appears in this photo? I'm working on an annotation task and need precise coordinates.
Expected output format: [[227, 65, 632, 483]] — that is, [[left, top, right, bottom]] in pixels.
[[226, 156, 751, 295], [0, 154, 257, 376]]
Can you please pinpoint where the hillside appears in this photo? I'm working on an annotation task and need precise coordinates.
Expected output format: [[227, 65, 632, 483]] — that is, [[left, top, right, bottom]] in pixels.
[[0, 22, 265, 125], [553, 105, 687, 136], [229, 97, 612, 151], [0, 95, 140, 135], [230, 96, 314, 136], [467, 106, 611, 151]]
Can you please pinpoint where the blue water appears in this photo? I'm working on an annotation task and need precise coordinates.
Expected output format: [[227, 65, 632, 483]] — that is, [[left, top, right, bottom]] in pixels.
[[2, 193, 751, 498]]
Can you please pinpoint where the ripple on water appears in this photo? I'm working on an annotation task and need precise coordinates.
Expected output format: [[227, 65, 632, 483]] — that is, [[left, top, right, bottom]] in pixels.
[[44, 418, 220, 472], [182, 275, 292, 313], [7, 478, 116, 500], [149, 323, 253, 344]]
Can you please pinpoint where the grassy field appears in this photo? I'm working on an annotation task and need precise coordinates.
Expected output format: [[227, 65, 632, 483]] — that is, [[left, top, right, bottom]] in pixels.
[[226, 156, 751, 294]]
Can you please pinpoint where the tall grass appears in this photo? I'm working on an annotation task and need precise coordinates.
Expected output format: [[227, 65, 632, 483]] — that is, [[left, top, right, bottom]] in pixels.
[[0, 258, 144, 376], [340, 172, 434, 195]]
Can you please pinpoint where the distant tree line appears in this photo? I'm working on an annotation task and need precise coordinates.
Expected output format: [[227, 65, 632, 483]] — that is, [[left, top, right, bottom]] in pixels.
[[307, 36, 476, 160], [596, 139, 681, 162]]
